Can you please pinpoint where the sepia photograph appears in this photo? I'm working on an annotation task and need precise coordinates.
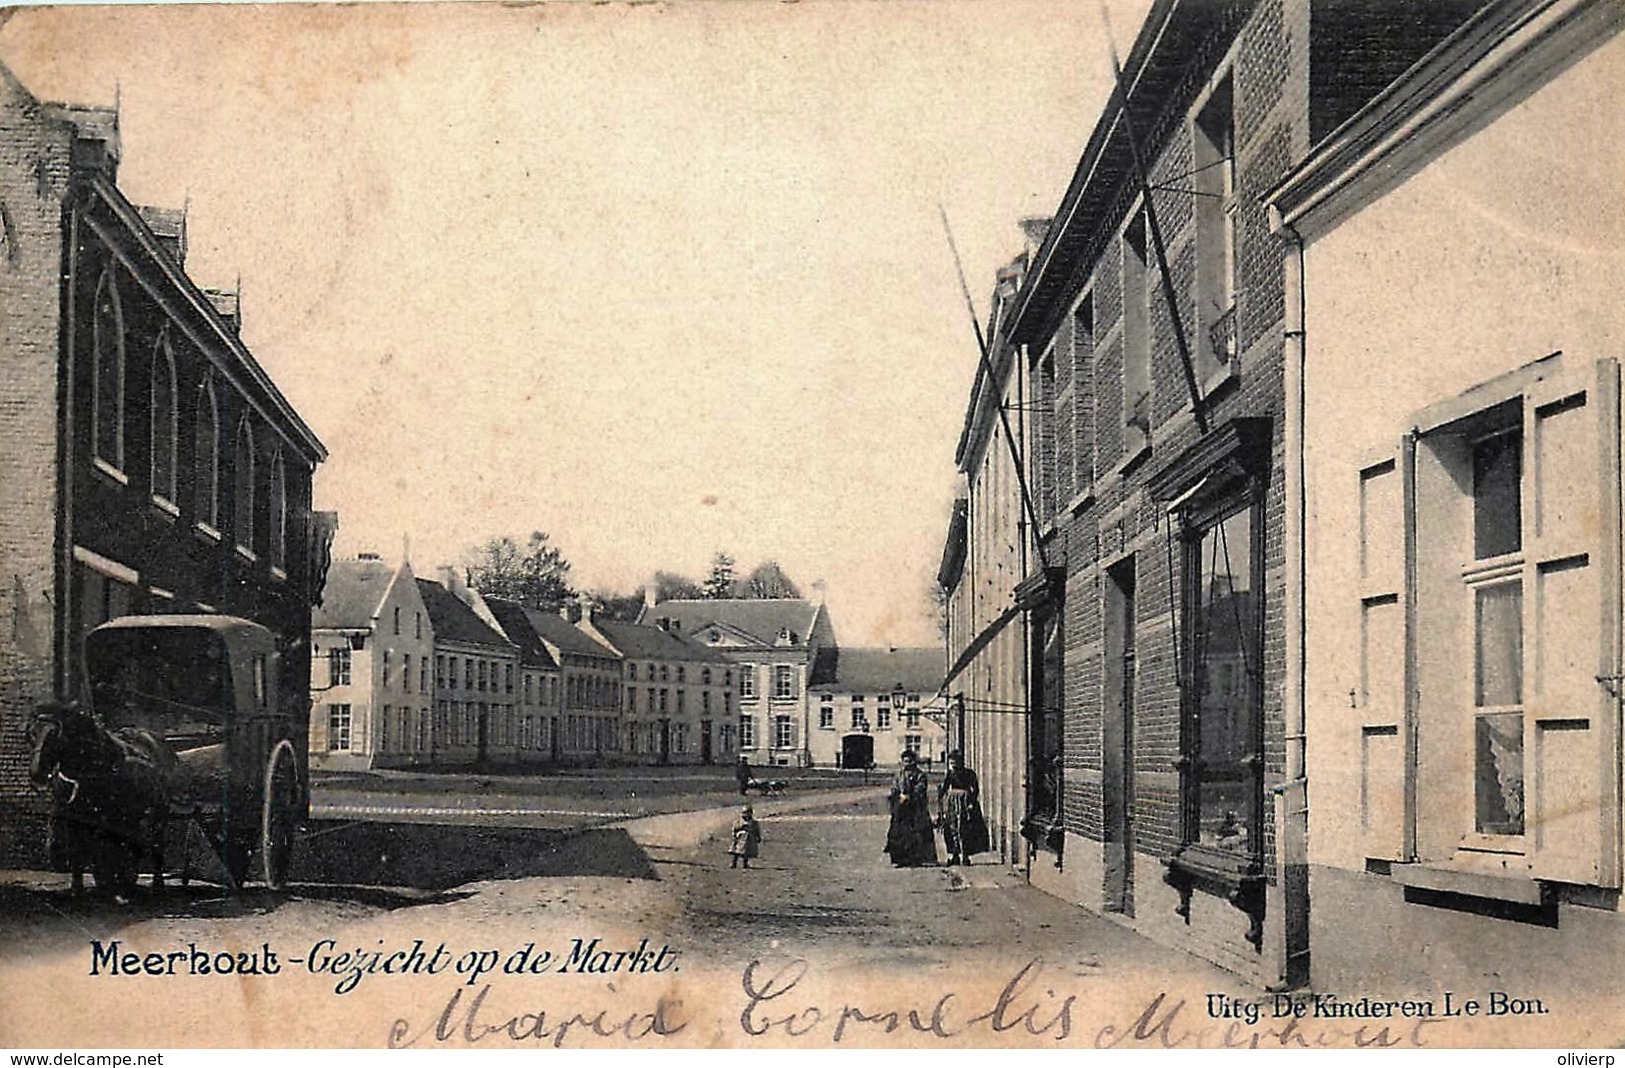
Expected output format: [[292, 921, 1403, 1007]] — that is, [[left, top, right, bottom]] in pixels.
[[0, 0, 1622, 1052]]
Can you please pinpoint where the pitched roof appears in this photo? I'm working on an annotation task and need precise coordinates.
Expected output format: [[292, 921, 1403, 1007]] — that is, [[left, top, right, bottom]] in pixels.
[[415, 578, 514, 652], [639, 599, 823, 646], [312, 557, 396, 630], [818, 647, 944, 695], [591, 618, 731, 662], [483, 597, 560, 670], [521, 607, 619, 660]]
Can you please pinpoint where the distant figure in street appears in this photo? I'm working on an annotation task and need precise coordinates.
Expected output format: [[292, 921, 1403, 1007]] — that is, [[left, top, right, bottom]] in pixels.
[[735, 755, 752, 796], [938, 750, 990, 866], [730, 804, 762, 869], [884, 749, 938, 867]]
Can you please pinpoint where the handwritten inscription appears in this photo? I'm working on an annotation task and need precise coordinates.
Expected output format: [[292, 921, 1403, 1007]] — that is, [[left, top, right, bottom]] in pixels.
[[389, 984, 688, 1049], [741, 957, 1076, 1042], [738, 959, 1468, 1048]]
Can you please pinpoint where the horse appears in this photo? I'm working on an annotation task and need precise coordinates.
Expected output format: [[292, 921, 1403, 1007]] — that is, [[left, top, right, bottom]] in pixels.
[[28, 700, 176, 899]]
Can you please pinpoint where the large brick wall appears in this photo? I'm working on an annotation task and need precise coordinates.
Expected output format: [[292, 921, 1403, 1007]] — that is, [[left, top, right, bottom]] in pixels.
[[1022, 0, 1305, 979], [0, 75, 70, 868]]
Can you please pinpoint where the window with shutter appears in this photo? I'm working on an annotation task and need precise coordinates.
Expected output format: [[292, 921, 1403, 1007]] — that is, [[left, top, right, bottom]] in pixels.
[[1398, 354, 1621, 892], [1356, 448, 1410, 862]]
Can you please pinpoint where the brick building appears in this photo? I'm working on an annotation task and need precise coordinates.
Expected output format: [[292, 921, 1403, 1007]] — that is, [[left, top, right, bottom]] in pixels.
[[0, 64, 330, 865], [946, 0, 1489, 985], [1273, 0, 1625, 994], [308, 555, 434, 769]]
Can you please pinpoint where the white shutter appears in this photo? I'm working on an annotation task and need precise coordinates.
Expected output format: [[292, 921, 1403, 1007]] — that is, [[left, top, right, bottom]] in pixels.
[[1525, 357, 1621, 886], [1357, 442, 1412, 860]]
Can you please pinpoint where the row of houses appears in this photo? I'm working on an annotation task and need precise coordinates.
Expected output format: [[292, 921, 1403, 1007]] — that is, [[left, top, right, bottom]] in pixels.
[[0, 63, 334, 867], [311, 555, 949, 770], [940, 0, 1623, 993]]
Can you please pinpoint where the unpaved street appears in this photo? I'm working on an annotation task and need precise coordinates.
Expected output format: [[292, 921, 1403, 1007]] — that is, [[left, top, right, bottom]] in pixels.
[[0, 776, 1507, 1049]]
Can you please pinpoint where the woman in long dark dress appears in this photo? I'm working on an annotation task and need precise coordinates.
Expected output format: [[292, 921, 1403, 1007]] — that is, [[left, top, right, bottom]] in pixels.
[[938, 750, 990, 865], [884, 750, 938, 867]]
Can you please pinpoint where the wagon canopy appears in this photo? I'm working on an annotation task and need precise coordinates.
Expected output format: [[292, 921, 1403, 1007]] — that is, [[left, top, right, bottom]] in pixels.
[[85, 615, 278, 744]]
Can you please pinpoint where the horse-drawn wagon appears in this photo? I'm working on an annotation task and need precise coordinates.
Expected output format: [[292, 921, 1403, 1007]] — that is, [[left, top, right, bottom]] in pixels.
[[29, 615, 307, 896]]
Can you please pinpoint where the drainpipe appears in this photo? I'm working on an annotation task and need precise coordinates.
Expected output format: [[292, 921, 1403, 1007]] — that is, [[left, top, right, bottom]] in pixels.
[[1275, 213, 1307, 790], [1272, 204, 1310, 989]]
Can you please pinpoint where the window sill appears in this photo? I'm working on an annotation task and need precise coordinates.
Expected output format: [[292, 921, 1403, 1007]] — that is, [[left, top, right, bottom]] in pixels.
[[269, 565, 287, 583], [195, 521, 223, 544], [235, 545, 258, 564], [1200, 362, 1241, 403], [1116, 441, 1152, 478], [92, 457, 130, 486], [1164, 845, 1267, 950], [1392, 860, 1543, 905], [150, 495, 180, 521]]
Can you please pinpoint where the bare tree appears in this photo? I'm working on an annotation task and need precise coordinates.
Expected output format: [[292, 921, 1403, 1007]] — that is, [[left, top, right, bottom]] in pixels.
[[465, 531, 573, 609], [738, 560, 802, 599], [653, 570, 704, 601]]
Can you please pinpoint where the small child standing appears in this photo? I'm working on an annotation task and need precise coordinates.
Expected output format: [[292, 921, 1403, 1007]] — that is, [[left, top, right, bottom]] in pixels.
[[730, 804, 762, 869]]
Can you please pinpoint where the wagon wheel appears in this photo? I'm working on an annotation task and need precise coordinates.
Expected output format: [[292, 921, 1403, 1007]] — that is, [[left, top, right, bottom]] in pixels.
[[259, 740, 300, 891]]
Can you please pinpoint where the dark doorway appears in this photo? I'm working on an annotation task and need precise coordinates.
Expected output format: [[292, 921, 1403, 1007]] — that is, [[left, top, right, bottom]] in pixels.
[[658, 719, 671, 765], [1103, 558, 1136, 914], [841, 733, 874, 770], [700, 719, 713, 763], [1024, 601, 1065, 865]]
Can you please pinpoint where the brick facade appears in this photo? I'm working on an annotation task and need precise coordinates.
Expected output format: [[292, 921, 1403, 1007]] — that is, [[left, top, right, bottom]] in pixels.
[[0, 65, 327, 867], [948, 0, 1489, 986], [0, 69, 72, 865]]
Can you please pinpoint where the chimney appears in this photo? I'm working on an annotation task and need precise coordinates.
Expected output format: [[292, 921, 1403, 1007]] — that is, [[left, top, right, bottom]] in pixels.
[[437, 565, 471, 603], [1018, 215, 1052, 249], [643, 585, 657, 610], [46, 103, 121, 182]]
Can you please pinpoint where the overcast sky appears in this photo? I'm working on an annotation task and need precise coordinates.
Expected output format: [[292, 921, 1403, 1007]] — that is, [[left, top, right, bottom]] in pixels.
[[0, 0, 1149, 648]]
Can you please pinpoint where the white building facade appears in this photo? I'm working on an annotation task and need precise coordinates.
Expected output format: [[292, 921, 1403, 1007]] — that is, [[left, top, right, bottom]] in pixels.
[[1276, 0, 1625, 995]]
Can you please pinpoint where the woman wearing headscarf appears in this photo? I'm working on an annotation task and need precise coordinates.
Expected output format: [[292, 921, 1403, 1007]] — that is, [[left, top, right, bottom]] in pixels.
[[937, 750, 990, 865], [884, 749, 938, 867]]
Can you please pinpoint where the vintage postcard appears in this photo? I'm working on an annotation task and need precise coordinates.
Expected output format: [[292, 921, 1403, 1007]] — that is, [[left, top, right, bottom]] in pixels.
[[1, 0, 1623, 1053]]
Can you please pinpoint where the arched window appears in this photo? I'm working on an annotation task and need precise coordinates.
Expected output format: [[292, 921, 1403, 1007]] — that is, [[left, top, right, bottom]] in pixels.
[[268, 448, 287, 570], [150, 332, 177, 504], [92, 269, 125, 471], [194, 380, 219, 528], [233, 417, 255, 553]]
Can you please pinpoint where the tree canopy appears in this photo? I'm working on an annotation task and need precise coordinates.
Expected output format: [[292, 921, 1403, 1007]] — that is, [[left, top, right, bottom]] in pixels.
[[738, 559, 803, 599], [653, 570, 705, 602], [465, 531, 573, 610], [702, 552, 736, 600]]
